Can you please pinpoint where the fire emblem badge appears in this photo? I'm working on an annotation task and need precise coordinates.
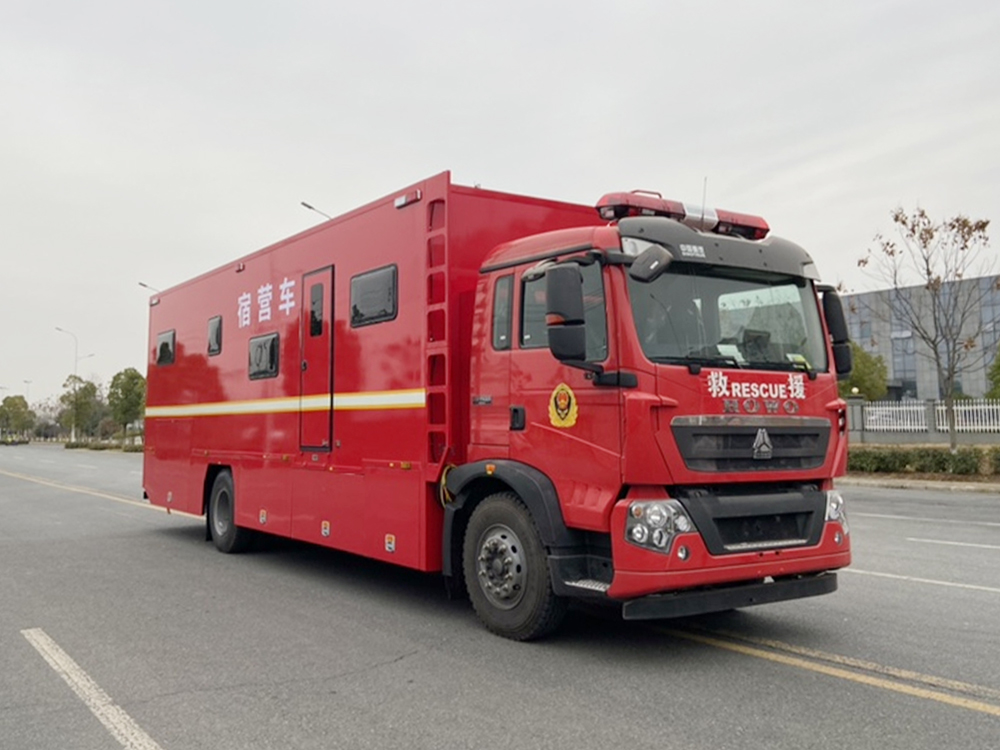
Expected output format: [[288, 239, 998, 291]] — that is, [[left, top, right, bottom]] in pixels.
[[548, 383, 579, 428]]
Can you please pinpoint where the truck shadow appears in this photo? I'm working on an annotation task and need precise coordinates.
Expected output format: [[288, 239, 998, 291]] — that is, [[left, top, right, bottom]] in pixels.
[[149, 521, 841, 657]]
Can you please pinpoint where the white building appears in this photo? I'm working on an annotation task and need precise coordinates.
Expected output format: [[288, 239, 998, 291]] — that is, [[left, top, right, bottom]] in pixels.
[[844, 275, 1000, 400]]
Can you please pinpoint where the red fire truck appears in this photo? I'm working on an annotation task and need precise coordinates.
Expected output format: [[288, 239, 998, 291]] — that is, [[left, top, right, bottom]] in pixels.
[[144, 171, 852, 640]]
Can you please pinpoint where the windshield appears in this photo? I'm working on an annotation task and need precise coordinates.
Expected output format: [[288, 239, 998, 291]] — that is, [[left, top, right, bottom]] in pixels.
[[628, 265, 828, 371]]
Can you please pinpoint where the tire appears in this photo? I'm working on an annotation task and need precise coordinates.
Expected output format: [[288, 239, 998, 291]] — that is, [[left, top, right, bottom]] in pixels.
[[208, 470, 252, 554], [463, 492, 567, 640]]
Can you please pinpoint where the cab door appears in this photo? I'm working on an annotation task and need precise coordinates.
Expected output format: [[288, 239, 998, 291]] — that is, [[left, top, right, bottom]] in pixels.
[[508, 260, 623, 531], [469, 273, 514, 455], [300, 267, 334, 450]]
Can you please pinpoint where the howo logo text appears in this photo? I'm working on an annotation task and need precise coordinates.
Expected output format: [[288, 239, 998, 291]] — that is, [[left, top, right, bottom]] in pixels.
[[707, 370, 805, 415]]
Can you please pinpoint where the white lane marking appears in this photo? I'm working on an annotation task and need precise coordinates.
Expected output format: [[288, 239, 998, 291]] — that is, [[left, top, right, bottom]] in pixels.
[[907, 537, 1000, 551], [39, 459, 55, 464], [853, 512, 1000, 529], [0, 467, 200, 517], [21, 628, 164, 750], [844, 568, 1000, 594], [74, 464, 98, 469]]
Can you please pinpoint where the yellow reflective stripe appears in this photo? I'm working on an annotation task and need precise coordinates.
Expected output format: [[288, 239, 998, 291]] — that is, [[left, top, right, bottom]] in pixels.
[[334, 389, 426, 410], [145, 389, 426, 419]]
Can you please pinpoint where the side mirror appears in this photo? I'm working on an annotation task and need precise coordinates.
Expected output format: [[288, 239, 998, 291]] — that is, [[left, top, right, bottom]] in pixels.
[[832, 341, 853, 379], [628, 244, 672, 283], [546, 264, 587, 363], [549, 326, 587, 363], [822, 291, 851, 377], [822, 290, 849, 345]]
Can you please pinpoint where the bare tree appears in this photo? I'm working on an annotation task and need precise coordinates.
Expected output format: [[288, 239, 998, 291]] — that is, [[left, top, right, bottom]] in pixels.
[[858, 206, 993, 450]]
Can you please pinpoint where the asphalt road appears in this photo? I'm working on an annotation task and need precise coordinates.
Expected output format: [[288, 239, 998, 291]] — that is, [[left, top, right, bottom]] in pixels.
[[2, 443, 999, 749]]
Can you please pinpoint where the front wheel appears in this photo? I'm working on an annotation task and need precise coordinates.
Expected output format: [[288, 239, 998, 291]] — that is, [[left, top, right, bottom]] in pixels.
[[463, 492, 567, 640], [208, 470, 252, 553]]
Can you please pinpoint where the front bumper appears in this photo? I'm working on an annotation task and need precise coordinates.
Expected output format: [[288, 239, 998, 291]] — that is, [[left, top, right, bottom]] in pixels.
[[621, 572, 837, 620], [606, 491, 850, 599]]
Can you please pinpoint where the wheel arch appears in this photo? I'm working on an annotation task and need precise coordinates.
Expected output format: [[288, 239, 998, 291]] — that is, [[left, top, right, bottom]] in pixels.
[[442, 460, 583, 577]]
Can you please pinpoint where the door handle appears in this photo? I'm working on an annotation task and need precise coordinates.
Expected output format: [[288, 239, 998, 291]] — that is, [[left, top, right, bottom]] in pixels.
[[510, 405, 526, 431]]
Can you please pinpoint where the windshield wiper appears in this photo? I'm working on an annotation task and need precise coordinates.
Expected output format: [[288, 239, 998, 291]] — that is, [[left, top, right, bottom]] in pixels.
[[743, 359, 813, 372], [743, 360, 797, 371], [650, 354, 744, 369]]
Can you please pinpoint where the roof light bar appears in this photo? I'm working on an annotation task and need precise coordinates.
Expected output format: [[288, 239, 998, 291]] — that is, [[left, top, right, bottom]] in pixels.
[[595, 191, 685, 222], [715, 208, 770, 240], [596, 191, 769, 240]]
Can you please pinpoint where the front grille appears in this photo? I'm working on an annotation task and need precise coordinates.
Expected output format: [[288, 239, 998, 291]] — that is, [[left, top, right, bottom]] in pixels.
[[672, 418, 830, 472]]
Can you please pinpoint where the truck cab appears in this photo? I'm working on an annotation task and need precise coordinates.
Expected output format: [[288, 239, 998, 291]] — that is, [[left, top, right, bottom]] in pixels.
[[448, 191, 852, 638]]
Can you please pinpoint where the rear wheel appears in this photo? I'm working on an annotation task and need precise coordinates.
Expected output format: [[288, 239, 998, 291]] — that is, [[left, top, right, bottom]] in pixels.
[[208, 470, 252, 553], [463, 492, 567, 640]]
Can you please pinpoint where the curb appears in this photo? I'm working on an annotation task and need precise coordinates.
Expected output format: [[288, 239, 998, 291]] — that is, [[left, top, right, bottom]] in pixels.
[[837, 475, 1000, 494]]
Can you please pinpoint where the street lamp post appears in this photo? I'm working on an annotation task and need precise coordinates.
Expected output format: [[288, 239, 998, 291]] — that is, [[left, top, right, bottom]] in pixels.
[[23, 380, 31, 403], [55, 327, 94, 442], [301, 201, 333, 220]]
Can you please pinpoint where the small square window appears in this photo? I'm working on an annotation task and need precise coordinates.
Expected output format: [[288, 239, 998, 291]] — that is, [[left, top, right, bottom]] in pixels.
[[156, 330, 175, 365], [350, 265, 397, 328], [249, 333, 279, 380], [208, 316, 223, 356]]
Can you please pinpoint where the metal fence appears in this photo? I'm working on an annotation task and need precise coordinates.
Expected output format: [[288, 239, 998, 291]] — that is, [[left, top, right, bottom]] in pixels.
[[934, 399, 1000, 433], [863, 401, 928, 432], [859, 399, 1000, 433]]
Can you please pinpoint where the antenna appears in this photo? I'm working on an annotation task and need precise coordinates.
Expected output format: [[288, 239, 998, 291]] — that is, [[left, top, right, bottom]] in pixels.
[[701, 176, 708, 226]]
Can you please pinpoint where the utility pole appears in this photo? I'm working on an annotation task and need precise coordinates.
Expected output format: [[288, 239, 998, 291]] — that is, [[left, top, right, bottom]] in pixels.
[[55, 327, 94, 442]]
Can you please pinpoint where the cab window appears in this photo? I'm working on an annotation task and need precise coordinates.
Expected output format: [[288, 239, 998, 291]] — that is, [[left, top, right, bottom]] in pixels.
[[492, 275, 513, 350], [520, 262, 607, 361]]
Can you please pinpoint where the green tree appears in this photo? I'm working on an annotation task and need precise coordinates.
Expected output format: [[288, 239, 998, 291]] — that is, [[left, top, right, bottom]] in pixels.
[[0, 395, 36, 437], [986, 352, 1000, 399], [59, 375, 102, 440], [859, 206, 993, 450], [107, 368, 146, 445], [838, 342, 889, 401]]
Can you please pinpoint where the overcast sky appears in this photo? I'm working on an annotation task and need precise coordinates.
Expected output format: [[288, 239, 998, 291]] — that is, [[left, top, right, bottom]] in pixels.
[[2, 0, 998, 406]]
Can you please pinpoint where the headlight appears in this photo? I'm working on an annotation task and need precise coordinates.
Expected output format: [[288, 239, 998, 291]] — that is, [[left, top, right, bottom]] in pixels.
[[630, 524, 650, 544], [646, 503, 669, 528], [825, 490, 849, 535], [625, 499, 696, 554]]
